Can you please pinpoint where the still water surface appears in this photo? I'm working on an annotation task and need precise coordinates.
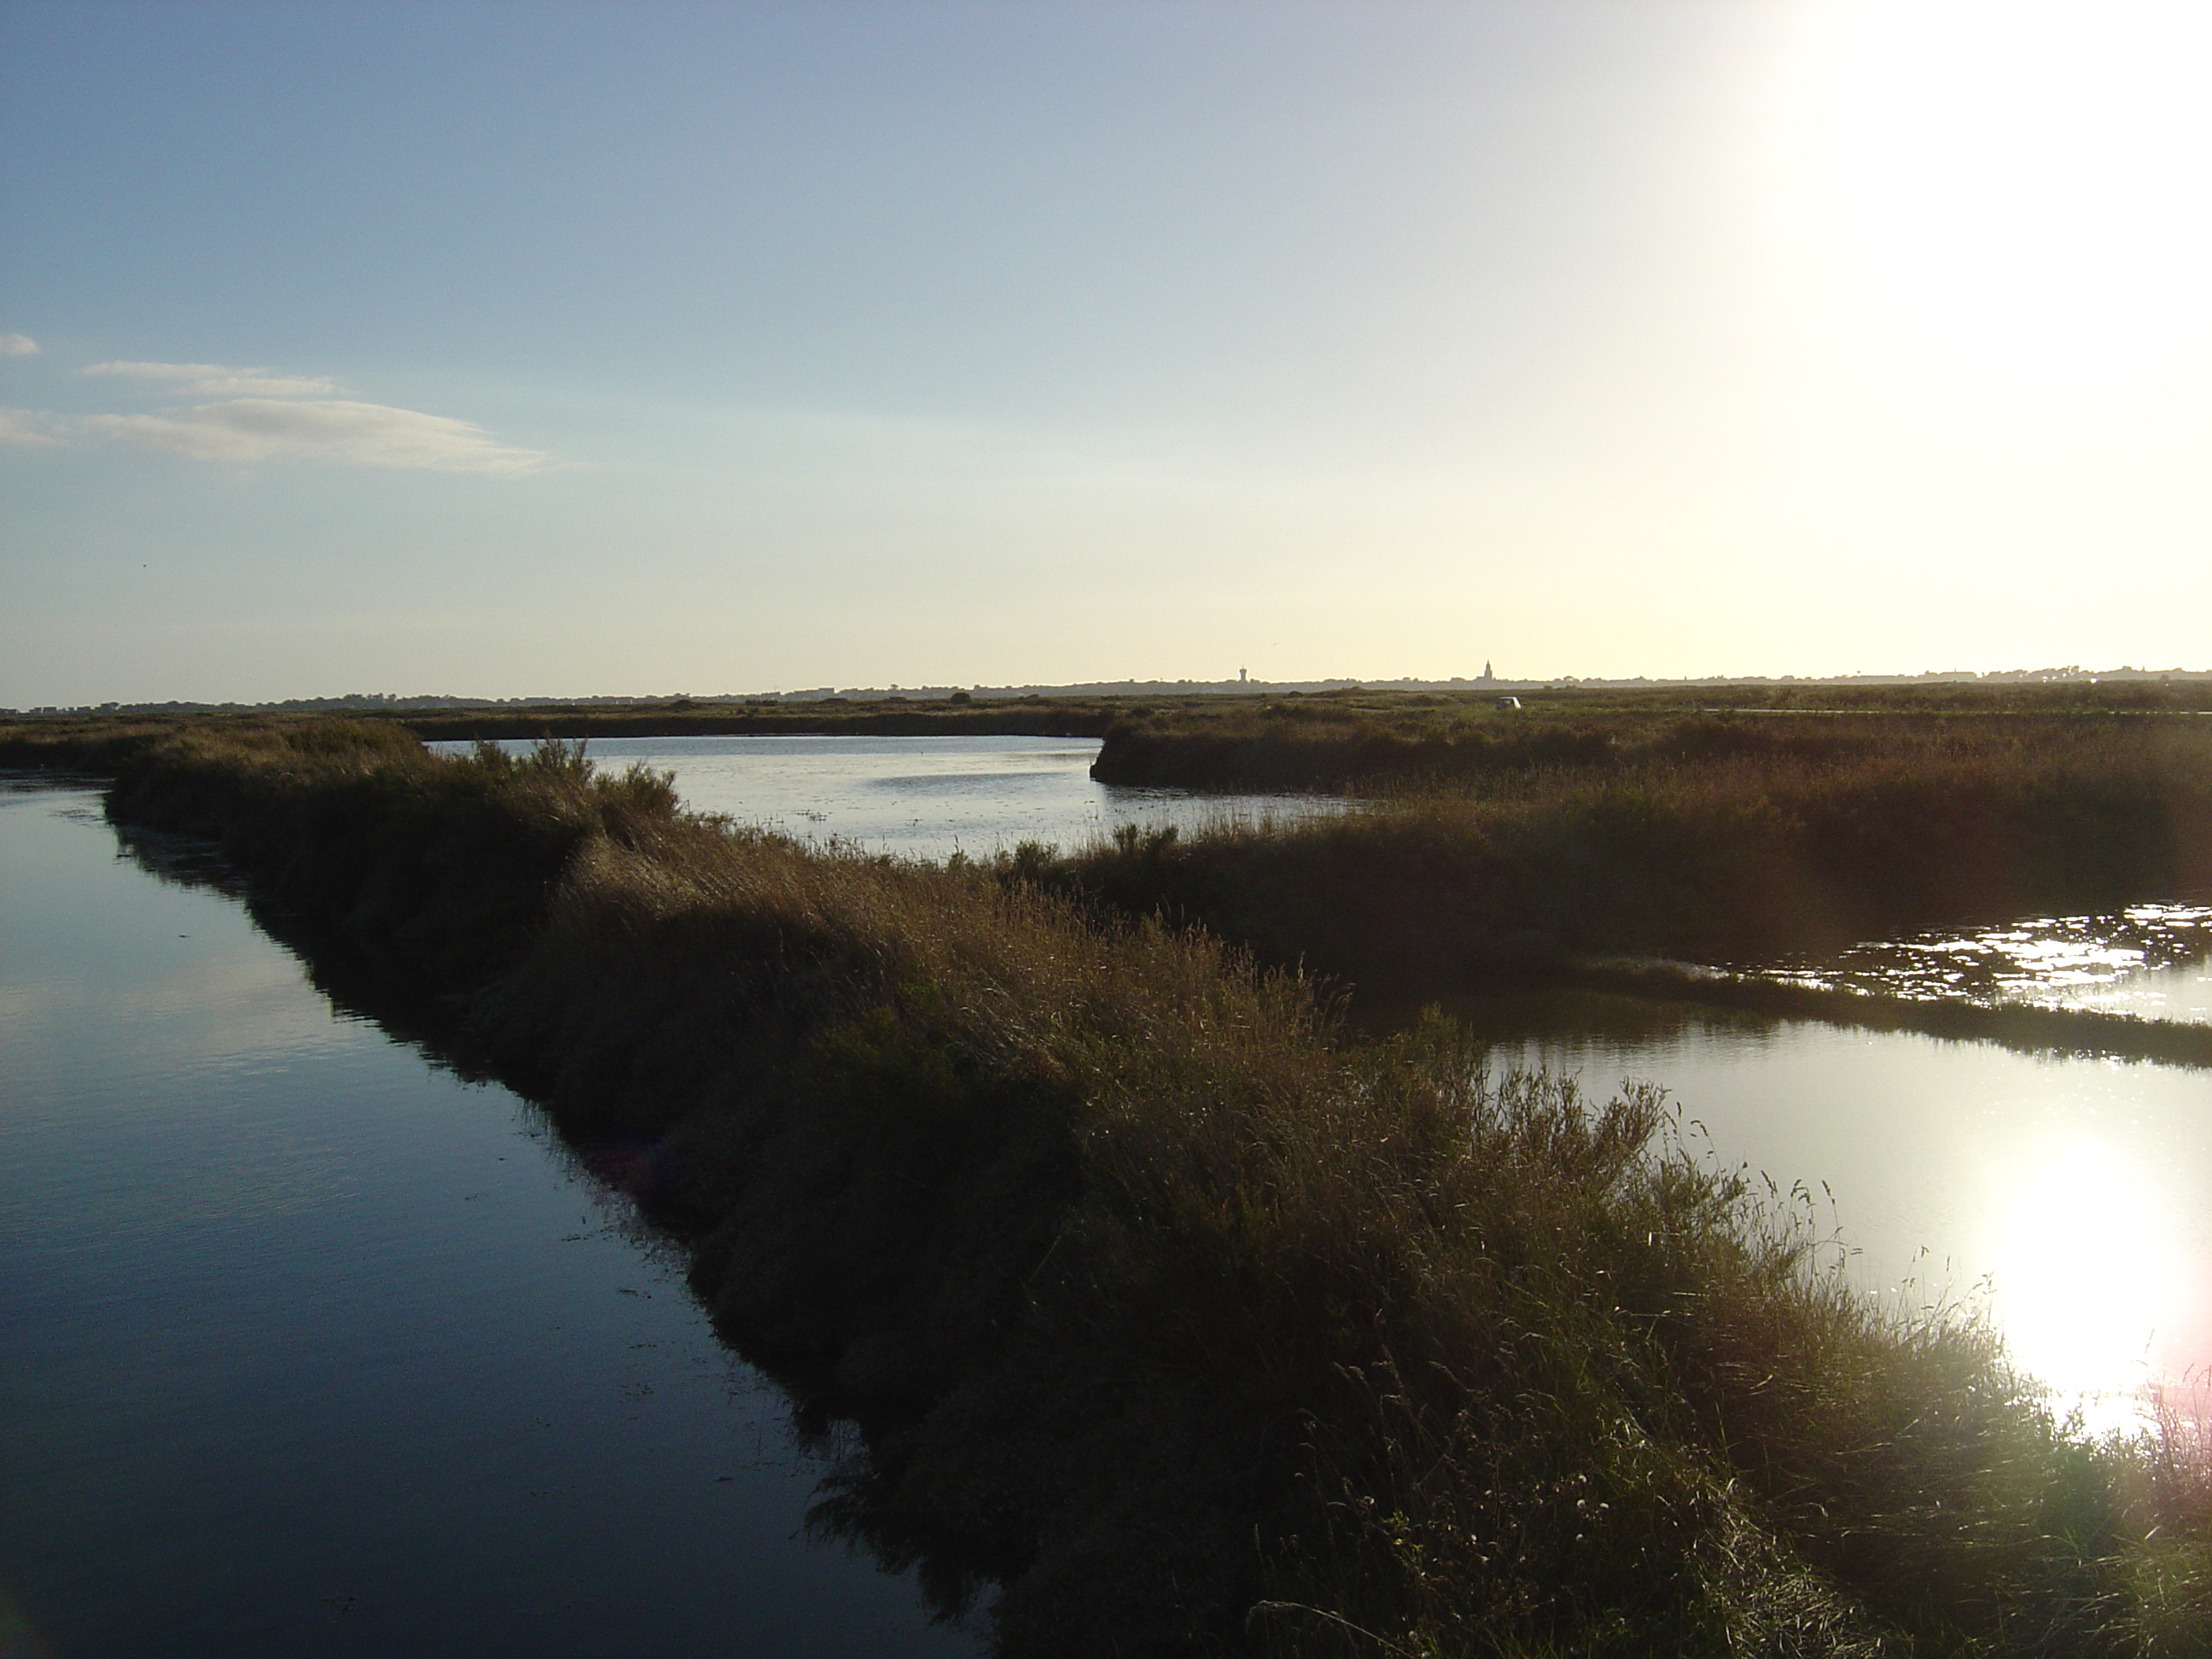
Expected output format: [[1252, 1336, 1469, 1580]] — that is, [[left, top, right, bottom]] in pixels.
[[9, 738, 2209, 1650], [0, 780, 974, 1657], [432, 733, 1344, 859]]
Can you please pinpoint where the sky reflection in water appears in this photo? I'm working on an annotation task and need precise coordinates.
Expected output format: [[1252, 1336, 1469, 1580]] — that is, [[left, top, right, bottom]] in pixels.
[[433, 734, 1348, 861], [0, 778, 974, 1658]]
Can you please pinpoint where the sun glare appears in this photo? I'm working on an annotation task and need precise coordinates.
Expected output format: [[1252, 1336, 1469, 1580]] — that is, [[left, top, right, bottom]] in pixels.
[[1825, 0, 2212, 385], [1995, 1138, 2177, 1430]]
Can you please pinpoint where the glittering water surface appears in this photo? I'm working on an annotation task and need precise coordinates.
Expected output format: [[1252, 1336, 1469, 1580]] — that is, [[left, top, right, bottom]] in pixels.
[[0, 779, 975, 1659], [1700, 900, 2212, 1425], [433, 733, 1348, 859], [1744, 905, 2212, 1023]]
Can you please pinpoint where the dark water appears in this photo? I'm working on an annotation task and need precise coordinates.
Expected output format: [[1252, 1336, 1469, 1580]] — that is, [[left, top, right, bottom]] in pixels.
[[0, 780, 975, 1658]]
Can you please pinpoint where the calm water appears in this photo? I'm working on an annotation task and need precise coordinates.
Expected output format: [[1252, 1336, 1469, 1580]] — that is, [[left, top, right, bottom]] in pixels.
[[0, 780, 975, 1658], [7, 742, 2209, 1656], [431, 734, 1346, 859]]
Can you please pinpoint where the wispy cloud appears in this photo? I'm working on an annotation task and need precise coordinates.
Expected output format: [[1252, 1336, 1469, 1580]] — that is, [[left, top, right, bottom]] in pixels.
[[0, 407, 60, 445], [54, 357, 551, 473], [0, 335, 38, 357], [82, 360, 336, 398], [84, 398, 549, 474], [82, 360, 226, 379], [183, 373, 340, 398]]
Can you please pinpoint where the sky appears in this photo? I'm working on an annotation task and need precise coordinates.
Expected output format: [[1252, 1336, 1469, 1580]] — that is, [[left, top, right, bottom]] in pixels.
[[3, 0, 2209, 704]]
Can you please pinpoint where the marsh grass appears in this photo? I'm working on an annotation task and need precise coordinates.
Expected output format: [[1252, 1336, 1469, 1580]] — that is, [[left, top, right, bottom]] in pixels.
[[1054, 717, 2212, 987], [1089, 693, 2208, 793], [36, 719, 2212, 1654]]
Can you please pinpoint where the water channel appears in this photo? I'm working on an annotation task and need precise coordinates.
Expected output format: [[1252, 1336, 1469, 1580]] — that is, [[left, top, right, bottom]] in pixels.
[[7, 736, 2209, 1651], [0, 777, 977, 1658]]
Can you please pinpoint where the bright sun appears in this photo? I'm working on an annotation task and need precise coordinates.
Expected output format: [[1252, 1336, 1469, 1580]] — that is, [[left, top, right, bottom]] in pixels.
[[1824, 0, 2212, 385]]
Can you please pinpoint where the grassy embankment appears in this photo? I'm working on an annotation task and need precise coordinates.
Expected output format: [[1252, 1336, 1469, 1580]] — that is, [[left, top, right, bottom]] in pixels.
[[0, 697, 1115, 765], [12, 715, 2206, 1656], [1067, 702, 2212, 1004], [1088, 681, 2209, 797], [1086, 682, 2211, 795]]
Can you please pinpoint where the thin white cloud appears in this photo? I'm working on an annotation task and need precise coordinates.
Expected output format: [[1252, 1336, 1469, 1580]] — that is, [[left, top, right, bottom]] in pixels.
[[183, 374, 341, 398], [0, 335, 38, 357], [0, 407, 60, 445], [85, 399, 549, 474], [83, 359, 231, 379], [81, 360, 335, 398]]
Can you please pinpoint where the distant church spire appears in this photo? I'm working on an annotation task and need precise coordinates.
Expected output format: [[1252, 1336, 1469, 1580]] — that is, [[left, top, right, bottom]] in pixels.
[[1481, 660, 1493, 682]]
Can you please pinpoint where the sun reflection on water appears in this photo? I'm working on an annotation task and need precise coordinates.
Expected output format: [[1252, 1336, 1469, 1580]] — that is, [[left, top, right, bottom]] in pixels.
[[1745, 903, 2212, 1013], [1993, 1138, 2180, 1434]]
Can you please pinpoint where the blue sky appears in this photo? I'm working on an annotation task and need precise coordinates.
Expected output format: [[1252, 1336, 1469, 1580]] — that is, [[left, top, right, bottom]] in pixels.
[[4, 1, 2209, 703]]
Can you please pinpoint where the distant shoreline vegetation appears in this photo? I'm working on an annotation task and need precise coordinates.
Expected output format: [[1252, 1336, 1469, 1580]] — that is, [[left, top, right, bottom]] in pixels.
[[8, 663, 2212, 720], [3, 709, 2206, 1655], [4, 677, 2209, 751]]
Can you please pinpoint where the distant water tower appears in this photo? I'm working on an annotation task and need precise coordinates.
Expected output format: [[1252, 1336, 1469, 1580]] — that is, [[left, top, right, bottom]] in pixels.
[[1239, 667, 1248, 683]]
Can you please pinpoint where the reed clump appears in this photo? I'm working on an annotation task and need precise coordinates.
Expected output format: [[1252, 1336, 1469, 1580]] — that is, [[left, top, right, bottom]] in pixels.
[[63, 723, 2212, 1654]]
